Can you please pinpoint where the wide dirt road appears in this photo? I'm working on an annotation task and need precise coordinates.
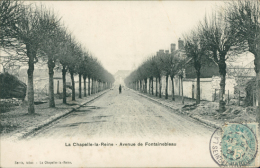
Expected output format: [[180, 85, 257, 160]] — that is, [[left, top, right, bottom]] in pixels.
[[28, 88, 214, 140], [4, 88, 218, 167]]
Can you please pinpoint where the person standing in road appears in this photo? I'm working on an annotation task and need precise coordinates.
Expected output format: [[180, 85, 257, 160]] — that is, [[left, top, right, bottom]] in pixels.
[[119, 85, 122, 94]]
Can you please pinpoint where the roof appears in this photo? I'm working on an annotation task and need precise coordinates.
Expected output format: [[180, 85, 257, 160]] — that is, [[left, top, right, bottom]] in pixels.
[[184, 58, 219, 78]]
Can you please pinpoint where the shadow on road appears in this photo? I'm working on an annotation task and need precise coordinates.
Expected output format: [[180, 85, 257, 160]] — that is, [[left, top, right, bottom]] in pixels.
[[57, 120, 107, 128]]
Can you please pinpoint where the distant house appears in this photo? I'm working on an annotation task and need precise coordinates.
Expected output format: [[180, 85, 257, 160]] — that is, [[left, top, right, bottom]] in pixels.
[[114, 70, 131, 86]]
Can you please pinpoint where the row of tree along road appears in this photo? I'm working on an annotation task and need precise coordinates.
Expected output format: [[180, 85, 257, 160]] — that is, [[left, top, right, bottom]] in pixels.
[[0, 0, 115, 114], [125, 0, 260, 118]]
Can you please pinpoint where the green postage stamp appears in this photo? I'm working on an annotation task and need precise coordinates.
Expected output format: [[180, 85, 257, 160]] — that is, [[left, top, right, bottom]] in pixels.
[[210, 122, 259, 167]]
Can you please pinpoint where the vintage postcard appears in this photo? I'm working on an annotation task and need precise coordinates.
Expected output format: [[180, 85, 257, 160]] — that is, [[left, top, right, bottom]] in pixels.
[[1, 0, 259, 167]]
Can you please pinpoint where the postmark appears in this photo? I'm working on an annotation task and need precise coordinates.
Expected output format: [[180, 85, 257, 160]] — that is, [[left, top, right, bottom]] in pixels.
[[210, 123, 258, 167], [209, 128, 222, 166]]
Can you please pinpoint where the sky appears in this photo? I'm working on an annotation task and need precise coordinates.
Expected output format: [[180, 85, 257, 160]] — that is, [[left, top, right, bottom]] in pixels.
[[34, 1, 226, 74]]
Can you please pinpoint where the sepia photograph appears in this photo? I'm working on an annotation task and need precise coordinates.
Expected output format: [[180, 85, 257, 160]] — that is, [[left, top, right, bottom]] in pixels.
[[0, 0, 259, 167]]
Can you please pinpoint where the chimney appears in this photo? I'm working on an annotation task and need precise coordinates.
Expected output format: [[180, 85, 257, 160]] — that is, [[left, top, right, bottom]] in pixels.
[[171, 43, 176, 53], [165, 50, 169, 54], [159, 50, 164, 53], [178, 38, 184, 50]]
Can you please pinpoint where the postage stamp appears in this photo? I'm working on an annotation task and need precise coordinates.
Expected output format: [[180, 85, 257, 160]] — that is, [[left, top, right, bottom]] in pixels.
[[210, 122, 258, 167]]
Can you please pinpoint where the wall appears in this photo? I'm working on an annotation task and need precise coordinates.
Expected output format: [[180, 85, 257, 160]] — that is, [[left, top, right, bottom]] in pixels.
[[136, 74, 239, 102], [157, 75, 237, 102], [211, 76, 236, 99]]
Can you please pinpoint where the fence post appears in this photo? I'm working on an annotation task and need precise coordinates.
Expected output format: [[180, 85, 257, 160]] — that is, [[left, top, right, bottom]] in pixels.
[[215, 89, 216, 101], [227, 90, 229, 105], [218, 89, 220, 101], [253, 89, 255, 106], [238, 91, 240, 106], [57, 80, 59, 94]]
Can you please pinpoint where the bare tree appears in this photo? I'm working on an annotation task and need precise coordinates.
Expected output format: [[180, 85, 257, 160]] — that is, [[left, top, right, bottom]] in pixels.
[[40, 22, 63, 108], [226, 0, 260, 119], [67, 40, 81, 101], [183, 30, 208, 104], [0, 0, 27, 75], [58, 31, 73, 104], [75, 46, 84, 99], [15, 4, 59, 114], [0, 0, 21, 48], [151, 56, 162, 97], [200, 12, 238, 112], [157, 52, 170, 99], [81, 52, 90, 97]]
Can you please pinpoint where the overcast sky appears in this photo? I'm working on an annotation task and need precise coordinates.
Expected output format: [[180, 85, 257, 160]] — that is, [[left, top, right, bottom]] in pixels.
[[37, 1, 226, 74]]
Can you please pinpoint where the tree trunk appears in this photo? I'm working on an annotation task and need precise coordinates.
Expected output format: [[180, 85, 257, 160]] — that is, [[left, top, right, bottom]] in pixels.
[[93, 79, 95, 94], [148, 78, 150, 94], [137, 81, 141, 91], [254, 53, 260, 127], [140, 80, 142, 92], [91, 78, 94, 94], [248, 36, 260, 129], [27, 44, 36, 114], [171, 76, 175, 101], [151, 77, 153, 95], [88, 77, 90, 95], [218, 55, 227, 112], [97, 81, 99, 92], [145, 78, 147, 93], [181, 76, 184, 104], [196, 71, 200, 104], [165, 75, 168, 99], [159, 76, 162, 98], [79, 74, 82, 98], [179, 77, 181, 96], [70, 72, 75, 101], [219, 73, 226, 112], [256, 71, 260, 127], [95, 80, 97, 93], [95, 79, 97, 93], [97, 81, 98, 92], [48, 60, 55, 107], [156, 78, 158, 96], [83, 76, 86, 97], [99, 81, 100, 92], [62, 66, 66, 104]]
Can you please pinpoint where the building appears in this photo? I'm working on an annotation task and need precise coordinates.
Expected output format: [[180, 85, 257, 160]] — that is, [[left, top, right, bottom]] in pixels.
[[146, 39, 256, 103], [114, 70, 131, 86]]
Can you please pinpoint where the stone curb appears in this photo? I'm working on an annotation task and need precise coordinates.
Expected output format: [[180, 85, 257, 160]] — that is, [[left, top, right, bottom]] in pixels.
[[131, 89, 221, 129], [7, 90, 110, 141]]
